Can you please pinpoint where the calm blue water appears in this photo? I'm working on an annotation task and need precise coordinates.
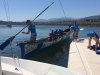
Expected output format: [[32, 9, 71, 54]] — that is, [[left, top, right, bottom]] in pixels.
[[0, 25, 100, 58]]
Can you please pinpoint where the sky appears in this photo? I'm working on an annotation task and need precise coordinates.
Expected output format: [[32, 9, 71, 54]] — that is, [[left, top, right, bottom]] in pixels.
[[0, 0, 100, 21]]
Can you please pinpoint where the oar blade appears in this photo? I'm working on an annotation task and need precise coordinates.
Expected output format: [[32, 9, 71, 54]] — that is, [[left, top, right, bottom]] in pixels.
[[80, 28, 84, 30], [0, 36, 15, 50]]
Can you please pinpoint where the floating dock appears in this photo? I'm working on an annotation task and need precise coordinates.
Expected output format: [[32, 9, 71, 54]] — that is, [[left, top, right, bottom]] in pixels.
[[68, 38, 100, 75]]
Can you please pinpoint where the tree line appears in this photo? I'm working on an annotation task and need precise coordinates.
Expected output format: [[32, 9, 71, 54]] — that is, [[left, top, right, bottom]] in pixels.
[[0, 19, 100, 26]]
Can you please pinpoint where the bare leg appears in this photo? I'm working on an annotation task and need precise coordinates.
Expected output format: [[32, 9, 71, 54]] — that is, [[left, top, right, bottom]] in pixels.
[[93, 38, 99, 51], [87, 37, 92, 49], [74, 32, 77, 41], [99, 40, 100, 46], [73, 32, 77, 41], [73, 33, 75, 41]]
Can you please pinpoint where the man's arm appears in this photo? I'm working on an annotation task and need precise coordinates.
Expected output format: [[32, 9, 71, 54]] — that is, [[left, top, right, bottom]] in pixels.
[[22, 29, 30, 34], [66, 29, 73, 35]]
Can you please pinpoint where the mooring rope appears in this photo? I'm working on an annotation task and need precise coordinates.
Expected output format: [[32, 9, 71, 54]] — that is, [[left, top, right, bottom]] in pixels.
[[81, 43, 93, 75], [75, 42, 92, 75]]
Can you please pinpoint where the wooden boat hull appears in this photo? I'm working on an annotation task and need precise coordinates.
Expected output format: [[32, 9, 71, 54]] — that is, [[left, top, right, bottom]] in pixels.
[[19, 34, 70, 61]]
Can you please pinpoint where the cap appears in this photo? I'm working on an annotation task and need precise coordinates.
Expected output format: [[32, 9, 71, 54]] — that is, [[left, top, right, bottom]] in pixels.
[[26, 20, 31, 24], [87, 31, 94, 38]]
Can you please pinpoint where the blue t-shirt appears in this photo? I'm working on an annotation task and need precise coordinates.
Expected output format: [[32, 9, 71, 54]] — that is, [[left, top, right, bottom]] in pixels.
[[54, 29, 58, 34], [58, 29, 63, 34], [87, 31, 99, 38], [74, 24, 79, 31], [49, 30, 55, 36], [94, 32, 99, 38], [28, 24, 37, 36], [70, 26, 77, 32]]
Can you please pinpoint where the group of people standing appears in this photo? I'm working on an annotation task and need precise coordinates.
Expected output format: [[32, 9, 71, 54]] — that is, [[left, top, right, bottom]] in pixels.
[[68, 21, 100, 52], [22, 20, 80, 42], [22, 20, 71, 42], [69, 21, 100, 52], [22, 20, 100, 52]]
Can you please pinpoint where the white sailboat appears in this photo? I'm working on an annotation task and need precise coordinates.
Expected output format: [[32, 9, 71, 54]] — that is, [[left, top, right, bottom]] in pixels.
[[0, 55, 83, 75], [7, 23, 12, 27]]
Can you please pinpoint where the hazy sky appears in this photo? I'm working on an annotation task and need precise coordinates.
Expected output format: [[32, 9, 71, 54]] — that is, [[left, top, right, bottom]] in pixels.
[[0, 0, 100, 21]]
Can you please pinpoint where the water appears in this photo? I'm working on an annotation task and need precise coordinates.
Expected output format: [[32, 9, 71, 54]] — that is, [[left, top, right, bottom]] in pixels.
[[0, 25, 71, 57], [0, 25, 100, 66]]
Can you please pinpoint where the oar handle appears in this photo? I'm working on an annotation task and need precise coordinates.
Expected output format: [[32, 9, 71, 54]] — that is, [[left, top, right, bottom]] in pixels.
[[14, 2, 54, 37], [32, 2, 54, 22], [14, 25, 28, 37]]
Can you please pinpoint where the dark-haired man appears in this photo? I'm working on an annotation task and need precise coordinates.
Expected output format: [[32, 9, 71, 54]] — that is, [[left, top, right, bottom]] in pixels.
[[22, 20, 37, 42]]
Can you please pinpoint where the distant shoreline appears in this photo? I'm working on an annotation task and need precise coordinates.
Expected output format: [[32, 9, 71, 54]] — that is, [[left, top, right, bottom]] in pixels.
[[0, 20, 100, 26]]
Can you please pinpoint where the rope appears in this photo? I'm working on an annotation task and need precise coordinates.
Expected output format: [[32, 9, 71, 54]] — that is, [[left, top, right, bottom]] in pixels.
[[58, 0, 92, 74], [81, 44, 93, 75], [2, 0, 11, 26], [6, 0, 10, 22], [9, 41, 18, 69], [3, 0, 18, 71], [58, 0, 67, 20], [2, 0, 9, 21], [9, 41, 24, 74], [75, 42, 92, 75]]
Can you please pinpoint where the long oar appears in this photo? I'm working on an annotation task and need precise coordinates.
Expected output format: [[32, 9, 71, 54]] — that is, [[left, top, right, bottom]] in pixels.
[[0, 2, 54, 50]]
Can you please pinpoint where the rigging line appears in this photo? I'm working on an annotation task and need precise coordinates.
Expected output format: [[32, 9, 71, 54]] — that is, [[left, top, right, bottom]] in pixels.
[[2, 0, 9, 21], [58, 0, 67, 20], [74, 42, 89, 75], [13, 46, 23, 73], [6, 0, 10, 21], [81, 45, 93, 75], [9, 41, 18, 70], [9, 42, 23, 74]]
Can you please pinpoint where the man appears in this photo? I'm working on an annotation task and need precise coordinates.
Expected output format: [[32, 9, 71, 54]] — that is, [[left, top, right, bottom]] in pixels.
[[48, 30, 54, 41], [22, 20, 37, 42], [67, 21, 79, 41], [87, 31, 100, 51], [66, 26, 78, 41], [74, 21, 79, 37], [58, 29, 64, 37]]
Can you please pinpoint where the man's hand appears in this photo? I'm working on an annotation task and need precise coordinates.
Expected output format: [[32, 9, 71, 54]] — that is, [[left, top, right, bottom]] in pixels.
[[87, 45, 90, 48], [87, 45, 92, 50]]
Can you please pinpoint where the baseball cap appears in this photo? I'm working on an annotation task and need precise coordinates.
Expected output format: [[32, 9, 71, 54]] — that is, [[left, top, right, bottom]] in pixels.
[[26, 20, 31, 24]]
